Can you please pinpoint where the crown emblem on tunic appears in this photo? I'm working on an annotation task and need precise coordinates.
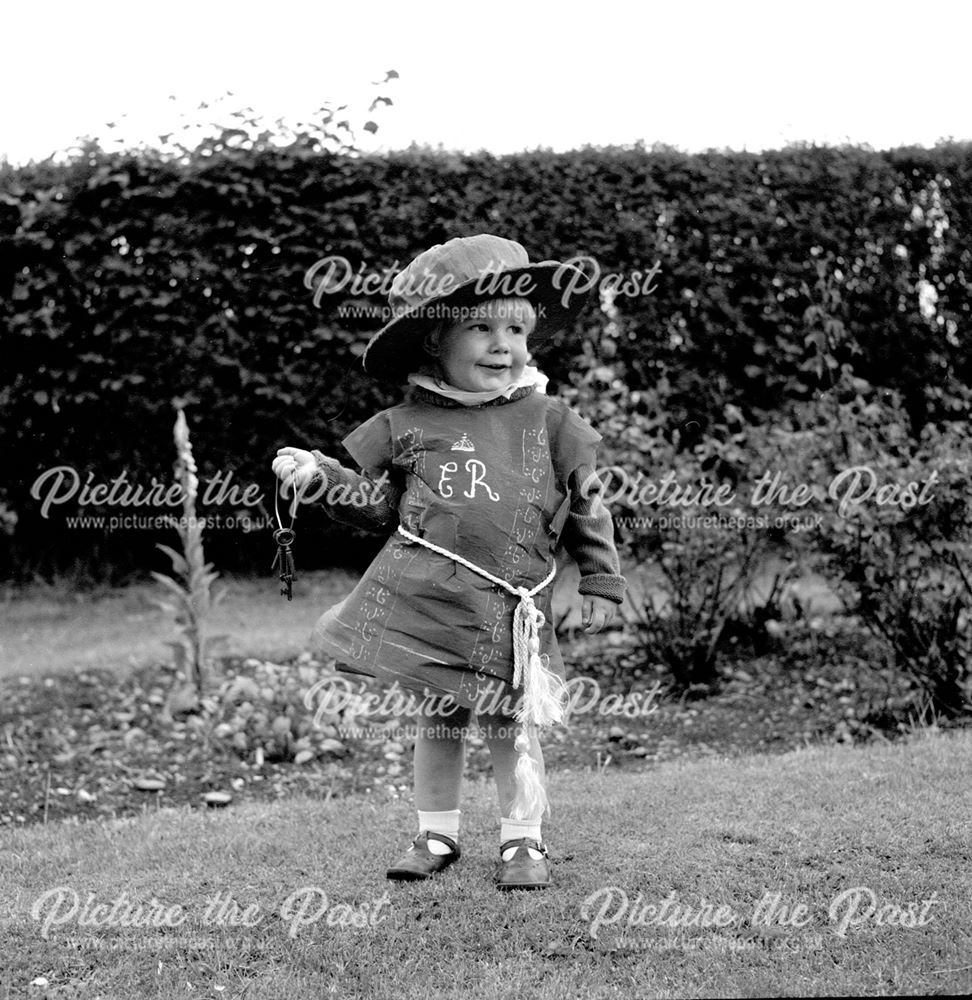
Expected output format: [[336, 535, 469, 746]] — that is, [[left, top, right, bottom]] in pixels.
[[451, 433, 475, 452]]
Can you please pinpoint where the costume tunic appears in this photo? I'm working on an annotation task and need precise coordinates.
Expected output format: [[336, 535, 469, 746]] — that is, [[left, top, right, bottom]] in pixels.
[[309, 385, 623, 714]]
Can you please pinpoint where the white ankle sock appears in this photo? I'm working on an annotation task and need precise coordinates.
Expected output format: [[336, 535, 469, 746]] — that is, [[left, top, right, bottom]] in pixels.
[[500, 816, 544, 860], [417, 809, 460, 855]]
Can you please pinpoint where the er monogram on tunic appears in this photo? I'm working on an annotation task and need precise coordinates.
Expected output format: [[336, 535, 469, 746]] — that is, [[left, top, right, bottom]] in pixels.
[[310, 390, 602, 714]]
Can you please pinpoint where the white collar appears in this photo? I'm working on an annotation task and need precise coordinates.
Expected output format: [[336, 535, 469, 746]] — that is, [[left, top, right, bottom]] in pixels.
[[406, 365, 548, 406]]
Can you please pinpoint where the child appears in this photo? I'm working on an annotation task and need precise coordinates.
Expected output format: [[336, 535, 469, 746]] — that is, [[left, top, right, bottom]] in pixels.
[[272, 234, 626, 889]]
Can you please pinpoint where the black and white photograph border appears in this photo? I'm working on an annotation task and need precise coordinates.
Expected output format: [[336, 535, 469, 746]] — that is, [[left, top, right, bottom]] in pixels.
[[1, 1, 971, 997]]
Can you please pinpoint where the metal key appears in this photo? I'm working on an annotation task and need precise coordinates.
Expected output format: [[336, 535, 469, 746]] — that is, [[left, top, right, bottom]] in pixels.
[[271, 527, 297, 600]]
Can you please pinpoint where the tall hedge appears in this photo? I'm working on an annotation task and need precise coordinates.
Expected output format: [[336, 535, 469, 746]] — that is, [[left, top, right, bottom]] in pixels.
[[1, 138, 970, 582]]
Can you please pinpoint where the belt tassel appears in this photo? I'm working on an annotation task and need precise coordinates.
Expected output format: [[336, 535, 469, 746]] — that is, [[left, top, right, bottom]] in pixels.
[[396, 525, 567, 819]]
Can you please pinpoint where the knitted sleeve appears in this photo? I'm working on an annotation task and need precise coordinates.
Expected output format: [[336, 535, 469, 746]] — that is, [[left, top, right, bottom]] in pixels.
[[561, 464, 627, 605]]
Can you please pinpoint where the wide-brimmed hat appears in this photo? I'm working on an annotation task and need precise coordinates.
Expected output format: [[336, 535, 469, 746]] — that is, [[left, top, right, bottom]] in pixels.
[[361, 234, 591, 384]]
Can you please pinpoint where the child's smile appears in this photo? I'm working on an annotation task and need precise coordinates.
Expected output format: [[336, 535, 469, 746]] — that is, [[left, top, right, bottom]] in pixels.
[[431, 298, 536, 393]]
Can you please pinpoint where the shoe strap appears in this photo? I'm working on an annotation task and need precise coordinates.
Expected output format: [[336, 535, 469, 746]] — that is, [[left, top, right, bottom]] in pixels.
[[499, 837, 547, 855], [417, 830, 459, 853]]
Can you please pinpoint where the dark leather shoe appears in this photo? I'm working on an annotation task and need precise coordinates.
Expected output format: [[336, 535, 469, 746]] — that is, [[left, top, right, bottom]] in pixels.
[[496, 837, 550, 890], [386, 831, 460, 881]]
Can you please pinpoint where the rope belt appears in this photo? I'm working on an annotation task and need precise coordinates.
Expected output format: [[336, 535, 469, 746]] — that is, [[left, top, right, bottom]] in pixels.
[[395, 524, 556, 694]]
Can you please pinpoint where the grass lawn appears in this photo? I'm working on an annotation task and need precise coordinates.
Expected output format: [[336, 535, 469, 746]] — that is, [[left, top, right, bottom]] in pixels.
[[2, 729, 969, 999], [0, 570, 362, 680]]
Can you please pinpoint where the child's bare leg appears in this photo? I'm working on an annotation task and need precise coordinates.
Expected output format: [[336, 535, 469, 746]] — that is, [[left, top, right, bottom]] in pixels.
[[386, 699, 470, 879], [412, 700, 471, 853], [476, 710, 545, 816], [478, 709, 548, 864], [414, 700, 470, 809]]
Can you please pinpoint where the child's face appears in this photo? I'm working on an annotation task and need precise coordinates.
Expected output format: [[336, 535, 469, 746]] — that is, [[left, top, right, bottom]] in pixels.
[[430, 298, 536, 392]]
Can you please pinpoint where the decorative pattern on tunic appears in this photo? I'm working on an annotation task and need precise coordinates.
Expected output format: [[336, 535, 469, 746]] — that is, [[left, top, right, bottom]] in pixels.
[[310, 389, 611, 712]]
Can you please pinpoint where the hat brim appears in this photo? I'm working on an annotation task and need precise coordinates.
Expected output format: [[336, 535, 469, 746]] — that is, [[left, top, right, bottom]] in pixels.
[[361, 260, 591, 384]]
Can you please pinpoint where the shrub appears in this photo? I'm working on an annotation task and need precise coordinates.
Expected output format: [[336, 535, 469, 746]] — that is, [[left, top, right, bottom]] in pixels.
[[762, 259, 972, 718], [561, 290, 800, 691], [4, 139, 972, 582]]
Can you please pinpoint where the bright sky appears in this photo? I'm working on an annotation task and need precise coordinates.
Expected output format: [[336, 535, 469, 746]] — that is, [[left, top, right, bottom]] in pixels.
[[2, 0, 970, 165]]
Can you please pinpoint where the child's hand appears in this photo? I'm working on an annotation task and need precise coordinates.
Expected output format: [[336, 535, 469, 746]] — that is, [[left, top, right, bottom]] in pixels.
[[582, 595, 617, 634], [272, 447, 319, 491]]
